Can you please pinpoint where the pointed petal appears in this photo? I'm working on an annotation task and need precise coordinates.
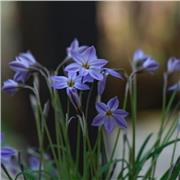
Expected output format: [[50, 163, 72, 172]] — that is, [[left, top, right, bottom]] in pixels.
[[107, 96, 119, 111], [91, 114, 105, 126], [82, 46, 97, 62], [71, 51, 84, 64], [79, 68, 89, 76], [66, 88, 81, 110], [74, 82, 89, 90], [90, 59, 108, 68], [104, 68, 123, 79], [133, 49, 146, 62], [113, 109, 128, 117], [1, 147, 16, 158], [104, 117, 116, 133], [9, 61, 28, 72], [96, 102, 107, 113], [64, 63, 80, 72], [113, 115, 127, 129], [51, 76, 67, 89], [89, 70, 103, 80], [97, 76, 107, 96]]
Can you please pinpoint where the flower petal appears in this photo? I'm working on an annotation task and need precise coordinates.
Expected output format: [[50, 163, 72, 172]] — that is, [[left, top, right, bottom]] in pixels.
[[113, 115, 127, 129], [74, 82, 89, 90], [51, 76, 68, 89], [1, 147, 16, 158], [133, 49, 146, 62], [91, 113, 105, 126], [89, 69, 103, 80], [104, 68, 123, 79], [71, 51, 84, 64], [104, 117, 116, 133], [97, 76, 107, 96], [107, 96, 119, 111], [90, 59, 108, 68], [66, 88, 81, 110], [64, 63, 80, 72], [82, 46, 97, 62], [79, 68, 89, 76], [9, 61, 28, 72], [113, 109, 128, 117], [96, 102, 107, 113]]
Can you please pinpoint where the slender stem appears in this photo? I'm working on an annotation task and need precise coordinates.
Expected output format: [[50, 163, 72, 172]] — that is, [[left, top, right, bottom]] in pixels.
[[55, 56, 70, 75], [121, 133, 126, 177], [76, 121, 81, 171], [106, 77, 130, 179], [170, 128, 179, 166], [129, 73, 137, 179], [85, 83, 94, 119], [167, 129, 180, 180], [1, 164, 13, 180]]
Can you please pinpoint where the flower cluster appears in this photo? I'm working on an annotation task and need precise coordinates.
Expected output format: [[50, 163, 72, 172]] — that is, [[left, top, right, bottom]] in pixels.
[[2, 38, 180, 179], [51, 39, 123, 111]]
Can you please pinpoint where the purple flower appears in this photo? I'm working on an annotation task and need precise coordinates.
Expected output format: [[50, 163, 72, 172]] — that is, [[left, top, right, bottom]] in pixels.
[[51, 73, 89, 92], [92, 97, 128, 133], [51, 73, 89, 110], [67, 38, 88, 58], [65, 46, 108, 80], [29, 156, 40, 171], [167, 57, 180, 74], [133, 49, 159, 74], [9, 51, 38, 82], [98, 68, 123, 96], [0, 133, 16, 161], [2, 79, 19, 95], [1, 147, 16, 159], [168, 81, 180, 91]]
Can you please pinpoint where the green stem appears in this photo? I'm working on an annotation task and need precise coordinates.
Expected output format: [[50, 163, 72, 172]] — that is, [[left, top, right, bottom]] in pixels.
[[129, 74, 137, 179], [76, 121, 81, 171], [1, 164, 13, 180]]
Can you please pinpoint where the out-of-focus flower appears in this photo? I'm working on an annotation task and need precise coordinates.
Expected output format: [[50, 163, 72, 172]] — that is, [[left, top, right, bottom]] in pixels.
[[98, 68, 123, 96], [9, 51, 38, 82], [168, 81, 180, 91], [67, 38, 88, 58], [29, 156, 40, 171], [167, 57, 180, 74], [0, 133, 16, 161], [51, 73, 89, 110], [133, 49, 159, 74], [2, 79, 20, 95], [65, 46, 108, 80], [92, 97, 128, 133]]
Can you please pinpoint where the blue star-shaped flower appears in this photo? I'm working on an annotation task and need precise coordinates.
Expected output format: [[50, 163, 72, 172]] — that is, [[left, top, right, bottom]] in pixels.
[[92, 97, 128, 133], [65, 46, 108, 81]]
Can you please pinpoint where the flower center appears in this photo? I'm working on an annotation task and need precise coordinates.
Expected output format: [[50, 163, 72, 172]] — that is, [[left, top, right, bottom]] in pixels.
[[68, 80, 75, 87], [106, 110, 112, 117], [82, 63, 90, 69]]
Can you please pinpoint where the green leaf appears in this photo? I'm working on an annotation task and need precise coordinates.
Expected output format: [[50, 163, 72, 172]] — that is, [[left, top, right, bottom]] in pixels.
[[98, 159, 129, 177], [135, 139, 180, 175], [136, 133, 153, 162], [160, 156, 180, 180]]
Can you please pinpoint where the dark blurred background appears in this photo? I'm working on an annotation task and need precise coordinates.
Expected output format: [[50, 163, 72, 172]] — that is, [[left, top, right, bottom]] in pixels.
[[1, 1, 180, 158]]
